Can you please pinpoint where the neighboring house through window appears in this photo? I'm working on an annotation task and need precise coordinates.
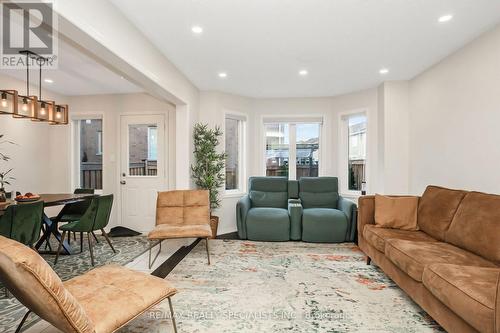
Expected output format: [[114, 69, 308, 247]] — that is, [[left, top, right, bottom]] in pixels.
[[225, 113, 246, 193], [264, 117, 322, 180], [339, 111, 367, 194]]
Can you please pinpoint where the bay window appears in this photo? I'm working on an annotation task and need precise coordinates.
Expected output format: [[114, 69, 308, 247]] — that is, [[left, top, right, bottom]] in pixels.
[[264, 118, 322, 180]]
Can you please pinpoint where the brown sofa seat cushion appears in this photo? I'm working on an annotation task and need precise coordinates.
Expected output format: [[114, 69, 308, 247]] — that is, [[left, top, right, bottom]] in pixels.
[[446, 191, 500, 264], [148, 223, 212, 240], [417, 185, 467, 241], [363, 224, 437, 253], [64, 264, 177, 333], [385, 239, 496, 282], [423, 264, 499, 333]]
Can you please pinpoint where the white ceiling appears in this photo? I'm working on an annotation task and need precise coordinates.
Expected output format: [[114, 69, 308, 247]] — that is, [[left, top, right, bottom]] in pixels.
[[111, 0, 500, 98], [0, 38, 143, 96]]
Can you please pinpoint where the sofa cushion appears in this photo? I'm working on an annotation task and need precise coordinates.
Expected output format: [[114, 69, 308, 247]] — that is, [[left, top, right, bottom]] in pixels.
[[148, 224, 212, 240], [363, 224, 437, 253], [422, 264, 499, 333], [446, 191, 500, 264], [302, 208, 347, 243], [64, 265, 177, 333], [249, 177, 289, 209], [417, 185, 467, 241], [246, 207, 290, 241], [299, 177, 339, 209], [249, 191, 288, 209], [374, 195, 419, 230], [385, 239, 496, 282]]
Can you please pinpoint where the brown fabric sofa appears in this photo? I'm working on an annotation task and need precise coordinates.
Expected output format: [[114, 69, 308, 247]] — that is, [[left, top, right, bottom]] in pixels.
[[358, 185, 500, 333]]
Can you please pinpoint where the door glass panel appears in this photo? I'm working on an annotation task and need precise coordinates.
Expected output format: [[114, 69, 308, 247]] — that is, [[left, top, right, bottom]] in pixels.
[[80, 119, 103, 190], [296, 124, 320, 178], [128, 124, 158, 176], [265, 123, 289, 177]]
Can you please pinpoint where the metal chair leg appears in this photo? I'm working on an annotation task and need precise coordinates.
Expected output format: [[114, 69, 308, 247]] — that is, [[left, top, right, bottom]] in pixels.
[[101, 229, 116, 253], [15, 310, 31, 333], [148, 240, 162, 269], [87, 232, 95, 266], [91, 231, 99, 243], [80, 232, 84, 253], [168, 297, 178, 333], [206, 238, 211, 265], [54, 231, 66, 265]]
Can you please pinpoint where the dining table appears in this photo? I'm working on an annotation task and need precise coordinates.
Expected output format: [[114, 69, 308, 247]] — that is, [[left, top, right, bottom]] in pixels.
[[0, 193, 98, 255]]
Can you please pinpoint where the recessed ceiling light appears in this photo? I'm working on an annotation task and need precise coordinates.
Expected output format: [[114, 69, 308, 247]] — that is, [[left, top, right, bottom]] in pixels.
[[191, 25, 203, 34], [299, 69, 308, 76], [44, 78, 53, 83], [438, 14, 453, 23], [379, 68, 389, 75], [218, 72, 227, 78]]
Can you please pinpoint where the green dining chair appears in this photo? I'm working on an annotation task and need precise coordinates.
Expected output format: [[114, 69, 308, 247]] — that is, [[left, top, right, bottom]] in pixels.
[[0, 201, 43, 247], [91, 194, 116, 254], [54, 195, 115, 266], [53, 188, 95, 245]]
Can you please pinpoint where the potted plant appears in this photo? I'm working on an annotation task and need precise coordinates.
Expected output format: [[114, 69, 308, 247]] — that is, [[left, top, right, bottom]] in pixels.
[[191, 123, 226, 238], [0, 134, 15, 202]]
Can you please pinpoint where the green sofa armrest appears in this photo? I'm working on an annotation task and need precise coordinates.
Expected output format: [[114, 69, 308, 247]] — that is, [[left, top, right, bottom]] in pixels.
[[237, 195, 252, 239], [338, 196, 358, 242], [288, 199, 303, 240]]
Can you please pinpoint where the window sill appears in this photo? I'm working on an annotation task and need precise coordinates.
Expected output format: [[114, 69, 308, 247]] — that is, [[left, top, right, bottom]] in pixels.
[[224, 191, 246, 199], [340, 192, 362, 201]]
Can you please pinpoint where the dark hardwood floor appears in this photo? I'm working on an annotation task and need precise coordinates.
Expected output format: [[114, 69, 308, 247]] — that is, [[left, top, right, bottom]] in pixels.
[[151, 232, 240, 278]]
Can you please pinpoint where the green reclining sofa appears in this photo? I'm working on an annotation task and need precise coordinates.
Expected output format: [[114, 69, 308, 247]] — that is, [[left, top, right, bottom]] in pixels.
[[236, 176, 357, 243]]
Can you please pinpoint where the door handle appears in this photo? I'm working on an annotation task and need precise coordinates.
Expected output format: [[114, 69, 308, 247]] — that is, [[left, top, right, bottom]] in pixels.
[[120, 180, 126, 185]]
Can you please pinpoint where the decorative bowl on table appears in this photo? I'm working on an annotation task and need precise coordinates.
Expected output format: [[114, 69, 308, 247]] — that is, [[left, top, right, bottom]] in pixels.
[[15, 193, 41, 202]]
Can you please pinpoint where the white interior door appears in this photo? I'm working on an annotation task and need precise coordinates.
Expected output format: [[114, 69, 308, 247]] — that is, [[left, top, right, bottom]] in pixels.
[[120, 114, 166, 232]]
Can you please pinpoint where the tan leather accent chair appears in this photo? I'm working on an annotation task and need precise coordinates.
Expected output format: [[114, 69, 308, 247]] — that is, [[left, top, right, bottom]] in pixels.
[[0, 236, 178, 333], [148, 190, 212, 268]]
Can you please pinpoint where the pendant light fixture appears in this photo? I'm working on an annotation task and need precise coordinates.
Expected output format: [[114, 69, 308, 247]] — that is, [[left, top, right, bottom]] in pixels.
[[0, 50, 68, 124]]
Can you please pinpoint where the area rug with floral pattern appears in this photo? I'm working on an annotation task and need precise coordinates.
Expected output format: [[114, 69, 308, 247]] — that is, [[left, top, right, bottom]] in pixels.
[[123, 239, 443, 333]]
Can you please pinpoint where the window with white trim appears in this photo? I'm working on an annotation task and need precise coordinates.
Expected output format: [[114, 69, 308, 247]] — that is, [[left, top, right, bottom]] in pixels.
[[264, 117, 322, 180], [340, 112, 367, 194], [225, 114, 246, 192]]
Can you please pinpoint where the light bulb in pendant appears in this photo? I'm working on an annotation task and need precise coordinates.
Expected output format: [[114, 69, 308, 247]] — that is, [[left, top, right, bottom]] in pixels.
[[1, 92, 7, 108], [40, 102, 46, 116], [56, 107, 62, 119], [22, 98, 28, 111]]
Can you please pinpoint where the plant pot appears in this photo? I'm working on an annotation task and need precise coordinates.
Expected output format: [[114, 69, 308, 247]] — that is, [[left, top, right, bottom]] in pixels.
[[0, 189, 6, 203], [209, 215, 219, 239]]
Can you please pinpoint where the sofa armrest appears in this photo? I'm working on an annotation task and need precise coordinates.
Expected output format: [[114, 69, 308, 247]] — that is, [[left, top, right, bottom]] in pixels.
[[288, 199, 302, 240], [338, 196, 358, 242], [236, 195, 251, 239], [357, 195, 375, 241], [496, 271, 500, 333]]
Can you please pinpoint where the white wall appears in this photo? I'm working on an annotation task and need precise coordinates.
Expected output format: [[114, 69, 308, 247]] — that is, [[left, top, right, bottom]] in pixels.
[[0, 75, 69, 194], [408, 24, 500, 194], [377, 81, 410, 194]]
